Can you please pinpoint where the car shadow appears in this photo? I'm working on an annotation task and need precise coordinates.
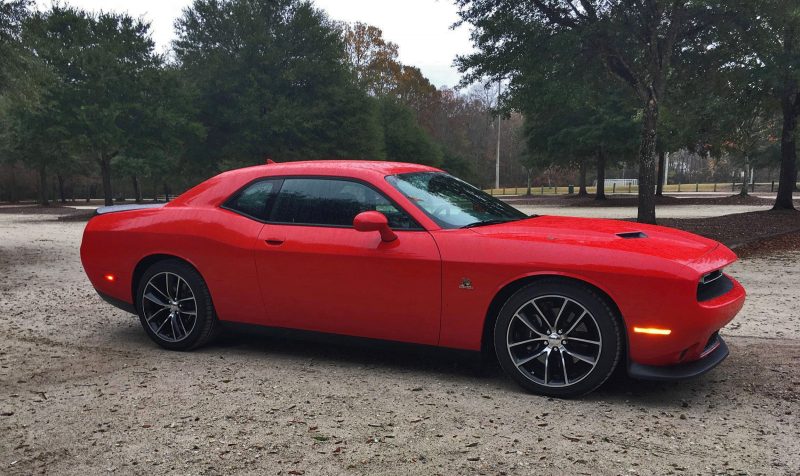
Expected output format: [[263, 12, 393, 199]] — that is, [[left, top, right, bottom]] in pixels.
[[211, 323, 509, 384], [191, 323, 728, 404]]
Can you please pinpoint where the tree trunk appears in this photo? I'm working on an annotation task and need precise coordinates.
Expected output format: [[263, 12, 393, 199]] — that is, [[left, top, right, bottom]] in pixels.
[[525, 168, 532, 196], [774, 91, 798, 209], [656, 151, 665, 196], [38, 164, 49, 207], [578, 160, 588, 196], [9, 164, 18, 203], [637, 98, 658, 223], [740, 159, 750, 197], [57, 174, 66, 203], [132, 175, 142, 204], [99, 156, 114, 206], [596, 147, 606, 200]]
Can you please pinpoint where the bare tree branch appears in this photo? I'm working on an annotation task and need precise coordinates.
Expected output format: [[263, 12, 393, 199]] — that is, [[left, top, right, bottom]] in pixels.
[[577, 0, 597, 21], [565, 0, 586, 20]]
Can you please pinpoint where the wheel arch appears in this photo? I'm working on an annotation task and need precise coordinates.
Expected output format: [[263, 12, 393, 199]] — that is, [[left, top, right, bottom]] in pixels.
[[131, 254, 204, 306], [481, 274, 627, 358]]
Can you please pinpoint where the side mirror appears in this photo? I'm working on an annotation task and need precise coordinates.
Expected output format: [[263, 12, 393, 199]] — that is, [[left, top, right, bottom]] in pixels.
[[353, 211, 397, 242]]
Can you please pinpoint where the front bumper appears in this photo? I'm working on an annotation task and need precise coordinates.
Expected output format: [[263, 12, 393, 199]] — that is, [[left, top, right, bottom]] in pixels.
[[628, 334, 729, 380], [627, 274, 745, 366]]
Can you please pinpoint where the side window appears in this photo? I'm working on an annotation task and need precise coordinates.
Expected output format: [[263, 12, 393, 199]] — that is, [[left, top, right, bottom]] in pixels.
[[270, 178, 418, 229], [224, 179, 279, 221]]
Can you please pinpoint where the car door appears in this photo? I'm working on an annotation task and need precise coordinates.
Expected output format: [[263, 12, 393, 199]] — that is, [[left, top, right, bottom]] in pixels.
[[254, 177, 442, 345]]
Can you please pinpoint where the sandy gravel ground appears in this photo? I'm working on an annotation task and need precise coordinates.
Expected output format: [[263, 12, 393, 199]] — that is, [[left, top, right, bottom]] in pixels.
[[0, 214, 798, 476]]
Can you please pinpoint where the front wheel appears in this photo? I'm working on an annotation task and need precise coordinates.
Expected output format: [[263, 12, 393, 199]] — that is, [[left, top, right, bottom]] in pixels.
[[494, 279, 622, 397], [136, 259, 218, 351]]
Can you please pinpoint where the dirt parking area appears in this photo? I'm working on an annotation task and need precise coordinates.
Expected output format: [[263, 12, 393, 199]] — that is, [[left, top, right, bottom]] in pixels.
[[1, 213, 798, 475]]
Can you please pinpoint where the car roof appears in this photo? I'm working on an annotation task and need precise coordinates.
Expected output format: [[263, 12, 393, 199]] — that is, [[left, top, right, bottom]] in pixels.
[[224, 160, 441, 179], [170, 160, 443, 208]]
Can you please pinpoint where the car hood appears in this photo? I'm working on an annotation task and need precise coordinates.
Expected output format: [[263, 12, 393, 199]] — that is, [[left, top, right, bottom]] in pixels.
[[468, 215, 720, 265]]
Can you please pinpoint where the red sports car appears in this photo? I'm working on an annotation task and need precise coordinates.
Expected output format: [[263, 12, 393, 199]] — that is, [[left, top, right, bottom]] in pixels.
[[80, 161, 745, 397]]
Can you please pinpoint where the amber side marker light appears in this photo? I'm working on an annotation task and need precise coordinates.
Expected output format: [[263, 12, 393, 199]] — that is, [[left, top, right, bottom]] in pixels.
[[633, 327, 672, 335], [103, 274, 116, 283]]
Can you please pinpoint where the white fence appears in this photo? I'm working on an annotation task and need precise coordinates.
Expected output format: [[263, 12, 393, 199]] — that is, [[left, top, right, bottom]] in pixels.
[[598, 179, 638, 186]]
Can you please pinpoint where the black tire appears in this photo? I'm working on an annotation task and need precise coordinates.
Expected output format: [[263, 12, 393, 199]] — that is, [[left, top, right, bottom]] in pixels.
[[494, 279, 622, 397], [135, 259, 218, 351]]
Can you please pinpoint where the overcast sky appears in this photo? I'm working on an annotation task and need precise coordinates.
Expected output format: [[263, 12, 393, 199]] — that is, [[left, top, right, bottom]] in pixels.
[[33, 0, 474, 89]]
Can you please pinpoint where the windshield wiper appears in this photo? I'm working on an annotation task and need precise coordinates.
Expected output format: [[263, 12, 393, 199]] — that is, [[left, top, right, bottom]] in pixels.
[[461, 218, 519, 229]]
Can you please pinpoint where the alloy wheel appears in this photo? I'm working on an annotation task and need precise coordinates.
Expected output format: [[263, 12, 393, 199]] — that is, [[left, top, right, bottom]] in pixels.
[[505, 294, 602, 387], [141, 271, 198, 343]]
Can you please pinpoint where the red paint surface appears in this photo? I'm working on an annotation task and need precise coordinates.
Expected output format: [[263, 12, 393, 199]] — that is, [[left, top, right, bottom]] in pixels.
[[80, 161, 745, 368]]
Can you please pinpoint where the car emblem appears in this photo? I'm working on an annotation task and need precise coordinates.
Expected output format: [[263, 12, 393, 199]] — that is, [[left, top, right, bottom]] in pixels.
[[459, 278, 473, 290]]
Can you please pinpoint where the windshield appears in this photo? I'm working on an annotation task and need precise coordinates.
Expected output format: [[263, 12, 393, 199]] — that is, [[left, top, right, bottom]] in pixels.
[[386, 172, 528, 229]]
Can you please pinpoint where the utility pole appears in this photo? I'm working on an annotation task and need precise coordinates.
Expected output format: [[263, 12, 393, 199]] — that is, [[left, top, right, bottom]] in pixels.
[[495, 80, 501, 190]]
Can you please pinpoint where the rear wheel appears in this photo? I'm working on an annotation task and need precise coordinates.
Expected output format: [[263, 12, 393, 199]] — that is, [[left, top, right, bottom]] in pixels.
[[494, 279, 622, 397], [136, 259, 217, 350]]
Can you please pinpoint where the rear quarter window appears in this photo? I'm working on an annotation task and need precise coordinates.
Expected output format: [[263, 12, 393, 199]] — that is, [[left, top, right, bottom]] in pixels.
[[223, 180, 280, 221]]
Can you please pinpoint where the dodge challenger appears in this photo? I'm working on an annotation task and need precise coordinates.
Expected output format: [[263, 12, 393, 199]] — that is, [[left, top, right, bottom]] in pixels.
[[80, 161, 746, 397]]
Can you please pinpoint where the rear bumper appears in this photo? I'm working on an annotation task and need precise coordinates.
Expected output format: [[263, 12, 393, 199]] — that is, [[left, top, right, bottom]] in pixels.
[[628, 334, 729, 380], [97, 289, 137, 315]]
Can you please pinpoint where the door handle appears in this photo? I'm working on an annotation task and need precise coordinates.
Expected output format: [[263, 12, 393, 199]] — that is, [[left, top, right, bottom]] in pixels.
[[265, 238, 284, 246]]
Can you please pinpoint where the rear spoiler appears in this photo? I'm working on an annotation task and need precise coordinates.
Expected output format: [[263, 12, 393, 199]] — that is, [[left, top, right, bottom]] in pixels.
[[95, 203, 166, 215]]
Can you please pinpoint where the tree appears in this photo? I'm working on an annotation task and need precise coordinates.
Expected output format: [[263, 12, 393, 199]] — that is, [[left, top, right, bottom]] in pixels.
[[491, 24, 638, 200], [0, 0, 33, 202], [379, 96, 442, 166], [24, 7, 162, 206], [341, 20, 502, 183], [456, 0, 715, 223], [426, 87, 493, 184], [723, 0, 799, 209], [343, 22, 401, 96], [1, 3, 75, 206], [0, 0, 31, 95], [523, 89, 637, 201], [119, 64, 206, 202], [175, 0, 384, 170], [1, 69, 70, 206], [342, 22, 442, 136]]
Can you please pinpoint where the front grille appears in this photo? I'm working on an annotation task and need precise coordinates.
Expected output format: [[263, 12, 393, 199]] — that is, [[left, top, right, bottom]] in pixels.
[[697, 273, 733, 301]]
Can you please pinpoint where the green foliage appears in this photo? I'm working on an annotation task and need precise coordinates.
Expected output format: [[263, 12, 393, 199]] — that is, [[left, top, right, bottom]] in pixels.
[[117, 65, 206, 183], [0, 57, 69, 204], [456, 0, 724, 221], [6, 0, 793, 206], [441, 150, 475, 182], [175, 0, 385, 168], [0, 0, 32, 95], [514, 30, 638, 172], [721, 0, 800, 207], [379, 97, 442, 166], [18, 6, 166, 204]]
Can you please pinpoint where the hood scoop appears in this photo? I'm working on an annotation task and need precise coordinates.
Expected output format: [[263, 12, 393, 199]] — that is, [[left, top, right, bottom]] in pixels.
[[616, 231, 648, 239]]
